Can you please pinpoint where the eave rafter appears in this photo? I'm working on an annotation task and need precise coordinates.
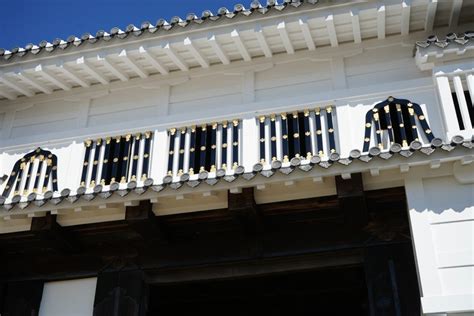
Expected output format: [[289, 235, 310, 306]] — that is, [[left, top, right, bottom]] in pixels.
[[15, 71, 52, 94], [231, 29, 251, 62], [119, 49, 148, 79], [325, 14, 338, 47], [208, 35, 230, 65], [255, 25, 272, 58], [138, 46, 169, 75], [299, 18, 315, 51], [57, 62, 90, 88], [377, 5, 386, 40], [277, 21, 295, 55], [350, 9, 362, 44], [162, 43, 189, 71], [76, 57, 109, 85], [449, 0, 463, 28], [98, 54, 129, 82], [0, 73, 34, 97], [401, 1, 411, 36], [35, 64, 71, 91], [424, 0, 438, 32], [184, 37, 209, 68]]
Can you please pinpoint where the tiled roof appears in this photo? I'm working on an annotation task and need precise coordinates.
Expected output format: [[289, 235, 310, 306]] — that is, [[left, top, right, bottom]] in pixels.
[[0, 0, 318, 63], [1, 135, 473, 211], [415, 31, 474, 49]]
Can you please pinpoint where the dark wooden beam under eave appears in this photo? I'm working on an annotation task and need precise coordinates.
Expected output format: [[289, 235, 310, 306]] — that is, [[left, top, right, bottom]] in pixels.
[[31, 212, 79, 253], [335, 173, 368, 234], [228, 188, 263, 256], [125, 200, 168, 243]]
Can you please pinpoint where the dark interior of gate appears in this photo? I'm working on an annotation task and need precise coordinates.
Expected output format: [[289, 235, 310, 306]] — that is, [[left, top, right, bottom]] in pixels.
[[0, 174, 420, 315]]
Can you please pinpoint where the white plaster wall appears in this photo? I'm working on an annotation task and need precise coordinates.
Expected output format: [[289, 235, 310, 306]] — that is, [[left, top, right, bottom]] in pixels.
[[39, 277, 97, 316], [405, 170, 474, 315]]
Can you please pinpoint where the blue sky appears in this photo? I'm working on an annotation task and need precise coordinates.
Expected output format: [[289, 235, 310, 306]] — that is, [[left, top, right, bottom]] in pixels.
[[0, 0, 240, 49]]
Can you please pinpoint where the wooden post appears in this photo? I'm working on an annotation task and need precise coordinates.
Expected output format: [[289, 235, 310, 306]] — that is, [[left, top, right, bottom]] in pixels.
[[94, 270, 148, 316], [31, 213, 79, 253], [125, 200, 168, 243], [335, 173, 368, 233], [364, 244, 420, 316]]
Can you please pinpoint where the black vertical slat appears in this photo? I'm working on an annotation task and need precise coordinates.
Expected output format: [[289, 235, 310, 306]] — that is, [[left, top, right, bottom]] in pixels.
[[281, 113, 289, 162], [199, 125, 208, 172], [209, 123, 217, 172], [120, 135, 132, 183], [178, 128, 186, 175], [130, 134, 141, 181], [13, 160, 26, 195], [259, 116, 266, 163], [302, 110, 312, 159], [188, 127, 196, 174], [363, 110, 374, 152], [50, 154, 59, 192], [407, 105, 419, 142], [270, 115, 277, 161], [220, 122, 228, 169], [326, 106, 336, 153], [23, 156, 35, 195], [232, 120, 239, 168], [42, 156, 54, 193], [80, 140, 92, 187], [141, 132, 152, 180], [167, 129, 176, 176], [101, 138, 112, 185], [289, 112, 301, 158], [383, 105, 394, 144], [372, 108, 383, 149], [33, 156, 44, 193], [2, 160, 21, 198], [395, 104, 408, 147], [110, 136, 122, 183], [90, 139, 102, 187], [314, 108, 324, 156]]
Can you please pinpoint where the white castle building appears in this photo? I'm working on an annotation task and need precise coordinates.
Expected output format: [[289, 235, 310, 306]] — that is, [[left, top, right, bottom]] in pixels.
[[0, 0, 473, 315]]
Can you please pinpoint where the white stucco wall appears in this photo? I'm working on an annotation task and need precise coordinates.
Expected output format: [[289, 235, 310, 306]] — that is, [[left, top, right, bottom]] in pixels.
[[39, 277, 97, 316]]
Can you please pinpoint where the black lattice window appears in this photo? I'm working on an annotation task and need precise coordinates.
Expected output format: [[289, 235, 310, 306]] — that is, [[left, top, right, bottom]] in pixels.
[[362, 97, 435, 152], [80, 132, 152, 188]]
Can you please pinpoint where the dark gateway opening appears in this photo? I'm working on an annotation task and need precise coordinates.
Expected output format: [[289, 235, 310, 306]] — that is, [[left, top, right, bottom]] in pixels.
[[149, 265, 369, 315]]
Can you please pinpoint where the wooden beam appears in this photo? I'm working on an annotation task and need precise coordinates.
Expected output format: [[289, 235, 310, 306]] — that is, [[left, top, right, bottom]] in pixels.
[[299, 17, 316, 51], [377, 5, 386, 40], [125, 199, 168, 243], [335, 173, 368, 232], [98, 54, 129, 82], [30, 213, 79, 253], [119, 49, 148, 79], [139, 46, 169, 75], [424, 0, 438, 32], [208, 35, 230, 65], [16, 71, 52, 94], [228, 187, 262, 237], [277, 21, 295, 54], [76, 57, 109, 85], [162, 42, 189, 71], [449, 0, 463, 28], [0, 74, 34, 97], [184, 37, 209, 68], [351, 10, 362, 44], [36, 64, 72, 91], [231, 29, 251, 62], [401, 1, 411, 36], [255, 25, 272, 58], [325, 15, 338, 47], [57, 62, 90, 88]]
